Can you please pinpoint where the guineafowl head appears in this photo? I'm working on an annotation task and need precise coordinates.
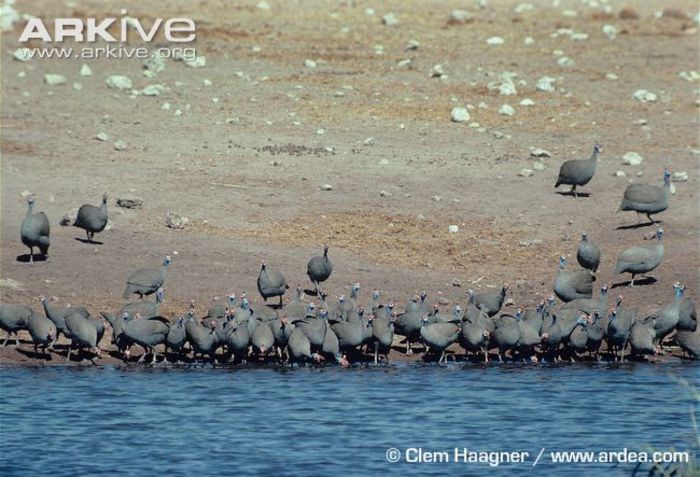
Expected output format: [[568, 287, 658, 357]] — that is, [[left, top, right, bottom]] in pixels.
[[155, 288, 165, 303], [372, 289, 380, 301], [466, 290, 475, 303], [163, 255, 172, 266], [351, 282, 361, 294], [515, 308, 523, 320], [209, 320, 217, 332], [590, 310, 601, 323], [576, 314, 588, 326], [26, 195, 35, 212], [260, 261, 267, 271], [616, 295, 624, 308], [305, 302, 315, 316], [39, 295, 46, 304], [663, 169, 671, 185], [580, 231, 588, 241], [320, 309, 329, 320], [227, 294, 237, 305], [453, 305, 462, 317], [673, 282, 684, 299], [323, 245, 329, 256], [558, 256, 567, 269], [420, 292, 428, 302], [420, 315, 430, 325], [600, 285, 608, 296], [593, 143, 603, 154], [102, 193, 108, 204], [547, 295, 556, 306], [655, 228, 664, 240], [387, 302, 394, 311], [338, 295, 345, 304], [609, 309, 617, 321], [501, 284, 509, 296]]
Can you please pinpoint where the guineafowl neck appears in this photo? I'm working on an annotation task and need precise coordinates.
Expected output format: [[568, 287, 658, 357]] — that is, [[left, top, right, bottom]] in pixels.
[[27, 202, 34, 214]]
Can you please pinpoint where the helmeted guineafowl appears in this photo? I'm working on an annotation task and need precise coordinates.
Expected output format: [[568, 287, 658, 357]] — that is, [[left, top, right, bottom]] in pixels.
[[576, 232, 600, 272], [554, 256, 595, 302], [643, 282, 684, 345], [606, 302, 634, 362], [307, 245, 332, 295], [419, 315, 460, 364], [554, 143, 602, 197], [619, 169, 671, 225], [615, 228, 664, 286], [40, 296, 90, 340], [123, 256, 171, 299], [473, 285, 509, 317], [65, 310, 100, 361], [257, 261, 289, 307], [20, 196, 50, 263], [121, 313, 170, 364], [0, 304, 32, 346], [27, 311, 57, 357], [73, 193, 108, 242]]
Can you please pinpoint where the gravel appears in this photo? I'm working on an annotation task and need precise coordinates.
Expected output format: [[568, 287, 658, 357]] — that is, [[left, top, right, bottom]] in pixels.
[[633, 89, 657, 102], [622, 151, 643, 165], [44, 74, 67, 85], [80, 64, 92, 76], [106, 75, 133, 90], [113, 140, 128, 151], [451, 107, 470, 122], [382, 13, 398, 25], [499, 104, 515, 116], [165, 212, 189, 229], [116, 195, 144, 209]]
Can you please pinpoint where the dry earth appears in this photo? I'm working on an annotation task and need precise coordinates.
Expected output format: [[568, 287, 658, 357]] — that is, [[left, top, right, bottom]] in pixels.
[[1, 0, 698, 365]]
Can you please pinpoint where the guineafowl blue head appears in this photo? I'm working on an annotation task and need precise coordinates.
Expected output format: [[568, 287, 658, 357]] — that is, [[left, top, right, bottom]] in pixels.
[[515, 308, 523, 320], [320, 309, 329, 320], [453, 305, 462, 317], [580, 231, 588, 241], [372, 289, 380, 301], [663, 169, 671, 185], [547, 295, 556, 306], [227, 294, 237, 305], [558, 256, 567, 269], [306, 302, 315, 316], [674, 282, 684, 299], [600, 285, 608, 296], [420, 292, 428, 302], [155, 288, 165, 303], [387, 302, 394, 311], [421, 315, 429, 325], [338, 295, 345, 304], [352, 282, 361, 295], [163, 255, 172, 266], [576, 315, 587, 326], [609, 309, 617, 321], [656, 228, 664, 240], [593, 143, 603, 154], [241, 297, 250, 310]]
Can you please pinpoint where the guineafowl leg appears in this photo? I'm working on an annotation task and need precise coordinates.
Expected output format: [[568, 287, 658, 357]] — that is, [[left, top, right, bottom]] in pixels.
[[151, 348, 158, 365], [374, 343, 379, 365], [484, 349, 489, 363], [405, 340, 412, 355], [14, 334, 19, 346], [29, 246, 34, 264], [66, 344, 72, 361], [279, 296, 283, 308], [629, 275, 636, 287], [137, 350, 147, 364], [571, 185, 577, 197]]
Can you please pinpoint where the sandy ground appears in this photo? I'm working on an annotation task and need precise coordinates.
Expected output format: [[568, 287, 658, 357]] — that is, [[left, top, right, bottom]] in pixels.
[[1, 0, 699, 365]]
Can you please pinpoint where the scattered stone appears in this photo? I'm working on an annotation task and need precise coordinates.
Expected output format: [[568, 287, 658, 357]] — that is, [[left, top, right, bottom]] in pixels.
[[634, 118, 648, 125], [448, 224, 459, 233], [20, 190, 34, 199], [606, 73, 619, 80], [257, 1, 270, 10], [493, 130, 504, 139], [165, 212, 188, 230], [619, 7, 638, 19], [186, 56, 206, 68], [106, 75, 132, 90], [162, 102, 172, 111], [382, 13, 398, 25], [613, 170, 626, 177], [520, 98, 535, 106], [602, 24, 619, 39], [661, 8, 689, 20], [530, 148, 551, 158], [380, 190, 392, 197], [0, 278, 24, 291], [304, 59, 317, 68], [519, 239, 543, 247], [406, 39, 420, 50], [499, 104, 515, 116], [316, 128, 325, 135], [431, 195, 442, 202], [142, 84, 165, 96], [633, 89, 657, 102], [113, 140, 128, 151], [397, 59, 412, 68], [448, 9, 472, 24], [144, 54, 166, 73], [1, 3, 20, 31], [670, 183, 677, 195], [430, 64, 446, 78], [60, 208, 79, 226], [364, 137, 375, 146], [519, 168, 534, 177], [80, 64, 92, 76], [622, 151, 643, 165], [116, 195, 143, 209], [571, 32, 588, 41], [13, 48, 31, 61], [96, 132, 108, 141], [73, 83, 83, 91], [533, 161, 546, 171], [44, 74, 67, 86], [320, 184, 333, 191], [536, 76, 556, 92], [451, 107, 470, 122], [452, 277, 462, 287], [672, 171, 688, 182], [679, 71, 700, 82], [562, 9, 578, 17], [486, 36, 505, 45], [379, 158, 389, 165], [515, 3, 534, 13], [558, 57, 575, 67]]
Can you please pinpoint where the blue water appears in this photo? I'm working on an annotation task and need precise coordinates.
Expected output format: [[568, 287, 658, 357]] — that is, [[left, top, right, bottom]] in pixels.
[[1, 362, 698, 477]]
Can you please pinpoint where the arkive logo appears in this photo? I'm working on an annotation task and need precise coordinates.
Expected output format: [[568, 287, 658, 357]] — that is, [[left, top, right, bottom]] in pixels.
[[18, 9, 196, 43]]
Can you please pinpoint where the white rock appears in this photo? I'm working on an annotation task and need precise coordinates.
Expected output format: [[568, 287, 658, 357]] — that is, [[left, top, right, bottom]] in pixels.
[[519, 168, 534, 177], [44, 74, 67, 86], [380, 190, 392, 197], [558, 57, 575, 67], [382, 13, 398, 25], [320, 184, 333, 191], [365, 8, 375, 16], [678, 70, 700, 82], [257, 1, 270, 10], [142, 84, 164, 96], [80, 64, 92, 76], [20, 190, 34, 199], [106, 75, 132, 90], [430, 64, 446, 78], [13, 48, 31, 61], [448, 225, 459, 233], [365, 137, 376, 146], [499, 104, 515, 116], [379, 159, 389, 166], [204, 79, 213, 86], [493, 130, 504, 139], [449, 9, 472, 23], [406, 39, 420, 50], [486, 36, 505, 45], [1, 4, 20, 31], [672, 171, 688, 182], [451, 107, 470, 122], [571, 32, 588, 41], [114, 140, 128, 151], [533, 161, 546, 171], [397, 59, 412, 68], [613, 170, 626, 177], [633, 89, 657, 103], [60, 208, 79, 226], [144, 55, 166, 73], [670, 183, 676, 195], [622, 151, 643, 166], [431, 195, 442, 202], [304, 59, 317, 68], [316, 128, 325, 135], [520, 98, 535, 106], [73, 82, 82, 91], [165, 212, 189, 229], [536, 76, 556, 92], [606, 73, 618, 80], [161, 102, 171, 111], [602, 24, 619, 39], [186, 56, 206, 68], [96, 132, 108, 141], [562, 9, 577, 17], [530, 148, 551, 158], [515, 3, 534, 13]]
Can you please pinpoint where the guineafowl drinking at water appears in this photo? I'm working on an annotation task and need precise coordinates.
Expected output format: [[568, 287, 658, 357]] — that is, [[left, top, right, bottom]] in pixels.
[[307, 245, 333, 295], [73, 193, 108, 242], [123, 256, 171, 299], [20, 196, 50, 263], [554, 143, 602, 197], [257, 261, 288, 307], [554, 256, 595, 302], [619, 169, 671, 225], [615, 229, 664, 286], [27, 312, 57, 357], [576, 232, 600, 272]]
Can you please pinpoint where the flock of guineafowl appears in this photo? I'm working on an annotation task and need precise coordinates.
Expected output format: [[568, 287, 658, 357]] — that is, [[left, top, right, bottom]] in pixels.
[[1, 143, 698, 366]]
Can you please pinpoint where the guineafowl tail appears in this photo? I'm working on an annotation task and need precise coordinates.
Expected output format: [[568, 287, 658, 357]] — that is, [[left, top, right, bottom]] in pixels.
[[554, 179, 560, 188]]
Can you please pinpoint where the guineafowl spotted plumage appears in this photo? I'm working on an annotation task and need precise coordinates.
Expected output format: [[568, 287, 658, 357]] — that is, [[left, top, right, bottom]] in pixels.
[[554, 143, 602, 197], [615, 229, 664, 286], [20, 196, 50, 263], [576, 232, 600, 272], [554, 256, 596, 302], [619, 169, 671, 225], [307, 245, 333, 295], [257, 261, 288, 307], [73, 193, 108, 242], [123, 256, 171, 299]]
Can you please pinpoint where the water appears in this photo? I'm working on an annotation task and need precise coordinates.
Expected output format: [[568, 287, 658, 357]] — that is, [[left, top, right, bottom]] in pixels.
[[1, 362, 698, 477]]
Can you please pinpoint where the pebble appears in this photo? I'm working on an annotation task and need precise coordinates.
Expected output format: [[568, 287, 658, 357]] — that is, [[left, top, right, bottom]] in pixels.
[[142, 84, 165, 96], [80, 64, 92, 76], [73, 83, 82, 91], [499, 104, 515, 116], [96, 132, 108, 141], [536, 76, 556, 92], [672, 171, 688, 182], [530, 148, 551, 158], [515, 3, 534, 13], [448, 225, 459, 233], [602, 24, 619, 39], [320, 184, 333, 191], [379, 158, 389, 165], [519, 239, 543, 247], [257, 1, 270, 10], [406, 39, 420, 50], [60, 208, 79, 226], [622, 151, 643, 166], [13, 48, 30, 61], [185, 56, 206, 68], [380, 190, 392, 197], [430, 64, 446, 78], [365, 137, 376, 146], [493, 130, 504, 139], [20, 190, 33, 199], [116, 195, 143, 209], [520, 98, 535, 106], [533, 161, 546, 171], [678, 71, 700, 82], [449, 9, 472, 23], [143, 55, 166, 73], [619, 7, 638, 19], [431, 195, 442, 202], [486, 36, 505, 45], [606, 73, 618, 80], [113, 140, 128, 151], [106, 75, 132, 90], [44, 74, 67, 86], [451, 107, 470, 122], [633, 89, 657, 102], [519, 168, 534, 177], [613, 170, 626, 177], [382, 13, 398, 25], [0, 278, 25, 291], [557, 57, 575, 67], [304, 59, 317, 68], [165, 212, 188, 230]]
